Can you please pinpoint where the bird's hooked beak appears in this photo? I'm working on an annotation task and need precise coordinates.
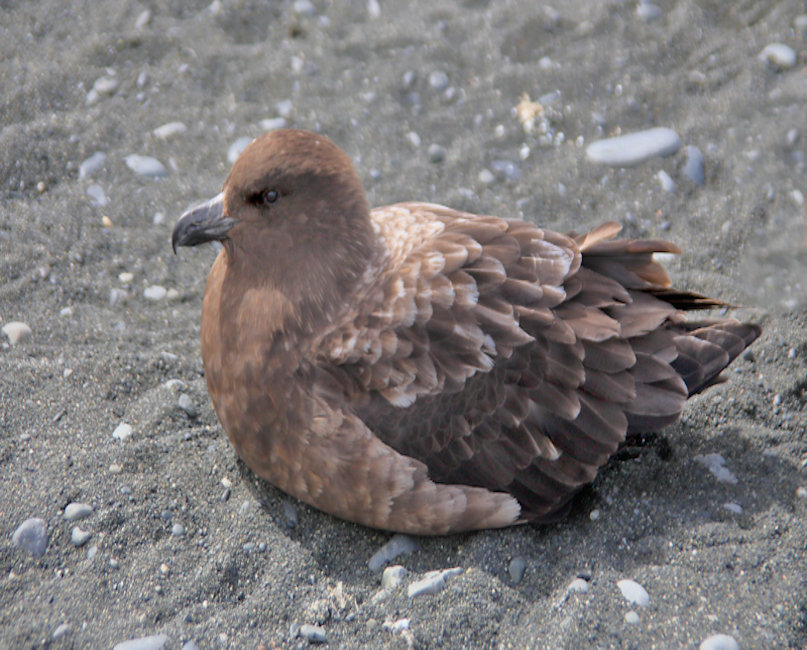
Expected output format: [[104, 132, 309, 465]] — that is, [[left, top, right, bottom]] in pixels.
[[171, 192, 239, 253]]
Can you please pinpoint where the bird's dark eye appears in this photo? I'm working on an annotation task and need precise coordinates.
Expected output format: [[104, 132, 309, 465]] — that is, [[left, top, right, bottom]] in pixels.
[[262, 189, 279, 205]]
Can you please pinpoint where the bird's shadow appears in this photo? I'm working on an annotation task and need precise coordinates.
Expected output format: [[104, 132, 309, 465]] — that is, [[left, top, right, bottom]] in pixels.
[[236, 417, 802, 605]]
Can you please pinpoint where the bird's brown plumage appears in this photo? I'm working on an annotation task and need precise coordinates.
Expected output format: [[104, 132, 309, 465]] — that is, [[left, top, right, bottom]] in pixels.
[[172, 129, 760, 534]]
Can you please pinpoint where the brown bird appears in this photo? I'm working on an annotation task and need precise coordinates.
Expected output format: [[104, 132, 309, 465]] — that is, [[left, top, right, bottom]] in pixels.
[[172, 129, 760, 535]]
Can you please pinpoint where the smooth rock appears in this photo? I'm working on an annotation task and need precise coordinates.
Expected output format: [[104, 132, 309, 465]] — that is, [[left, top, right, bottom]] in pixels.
[[144, 285, 167, 300], [682, 145, 705, 185], [52, 623, 71, 640], [381, 565, 407, 590], [93, 76, 118, 95], [113, 634, 169, 650], [79, 152, 107, 179], [299, 624, 327, 643], [71, 526, 92, 547], [407, 567, 463, 598], [228, 137, 253, 164], [125, 155, 167, 178], [135, 9, 151, 29], [567, 577, 589, 594], [368, 533, 419, 571], [427, 144, 446, 163], [153, 122, 187, 140], [87, 184, 108, 206], [178, 394, 197, 417], [428, 70, 449, 90], [657, 170, 676, 193], [694, 453, 738, 484], [636, 2, 661, 20], [113, 422, 133, 441], [260, 117, 287, 131], [700, 634, 740, 650], [624, 610, 640, 624], [64, 502, 93, 521], [617, 579, 649, 607], [2, 321, 32, 345], [171, 523, 185, 536], [586, 127, 681, 166], [759, 43, 797, 69], [509, 556, 526, 584], [12, 518, 48, 557]]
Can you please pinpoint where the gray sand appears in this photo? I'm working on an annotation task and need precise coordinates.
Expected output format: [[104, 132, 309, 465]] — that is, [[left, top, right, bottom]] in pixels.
[[2, 1, 806, 647]]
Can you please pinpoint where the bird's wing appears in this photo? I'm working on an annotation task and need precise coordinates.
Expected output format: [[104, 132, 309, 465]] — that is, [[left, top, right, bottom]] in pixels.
[[315, 203, 731, 520]]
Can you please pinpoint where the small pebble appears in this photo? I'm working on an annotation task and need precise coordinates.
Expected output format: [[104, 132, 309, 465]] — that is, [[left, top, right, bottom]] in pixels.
[[636, 2, 661, 21], [657, 170, 676, 193], [368, 533, 419, 571], [490, 159, 521, 182], [282, 500, 298, 527], [293, 0, 317, 16], [153, 122, 187, 140], [367, 0, 381, 19], [589, 508, 600, 521], [276, 99, 293, 118], [109, 462, 123, 474], [12, 518, 48, 557], [93, 76, 118, 96], [260, 117, 287, 131], [113, 422, 133, 441], [699, 633, 740, 650], [2, 321, 32, 345], [617, 579, 650, 607], [64, 502, 93, 521], [790, 189, 804, 206], [299, 624, 327, 643], [71, 526, 92, 547], [407, 567, 463, 598], [586, 127, 681, 166], [86, 544, 98, 560], [758, 43, 797, 69], [478, 168, 495, 185], [60, 307, 74, 317], [795, 486, 807, 500], [109, 288, 128, 307], [87, 184, 108, 206], [79, 152, 107, 179], [428, 70, 450, 91], [102, 215, 114, 228], [178, 394, 198, 417], [405, 131, 421, 148], [624, 610, 641, 624], [125, 154, 167, 178], [144, 285, 167, 301], [427, 144, 446, 163], [112, 634, 169, 650], [134, 9, 151, 29], [682, 145, 705, 185], [118, 272, 134, 283], [694, 453, 738, 484], [509, 556, 526, 584], [567, 577, 589, 594], [172, 523, 186, 536], [723, 502, 742, 514], [52, 623, 71, 640], [228, 137, 253, 164], [381, 565, 407, 590]]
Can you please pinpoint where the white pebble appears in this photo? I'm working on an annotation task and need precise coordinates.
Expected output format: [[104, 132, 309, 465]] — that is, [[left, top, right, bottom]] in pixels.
[[478, 168, 495, 185], [368, 533, 419, 571], [795, 486, 807, 500], [699, 633, 740, 650], [586, 127, 681, 166], [52, 623, 71, 640], [113, 422, 133, 441], [429, 70, 450, 91], [567, 577, 589, 594], [589, 508, 600, 521], [381, 565, 407, 590], [144, 285, 167, 300], [125, 155, 167, 178], [71, 526, 92, 547], [790, 189, 804, 206], [87, 184, 107, 207], [112, 634, 169, 650], [617, 579, 650, 607], [79, 152, 107, 179], [12, 518, 48, 557], [759, 43, 797, 69], [228, 137, 253, 164], [405, 131, 421, 148], [367, 0, 381, 19], [276, 99, 293, 118], [298, 624, 326, 643], [723, 502, 743, 514], [2, 321, 32, 345], [135, 9, 151, 29], [509, 556, 526, 584], [694, 453, 738, 484], [60, 307, 74, 317], [259, 117, 287, 131], [64, 502, 93, 521], [657, 170, 676, 193], [153, 121, 187, 140], [624, 610, 640, 624], [93, 76, 118, 95], [636, 2, 661, 21], [408, 567, 463, 598], [293, 0, 316, 16], [118, 272, 134, 283]]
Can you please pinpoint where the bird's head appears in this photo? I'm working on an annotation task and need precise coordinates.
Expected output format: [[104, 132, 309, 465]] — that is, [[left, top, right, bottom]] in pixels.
[[172, 129, 377, 324]]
